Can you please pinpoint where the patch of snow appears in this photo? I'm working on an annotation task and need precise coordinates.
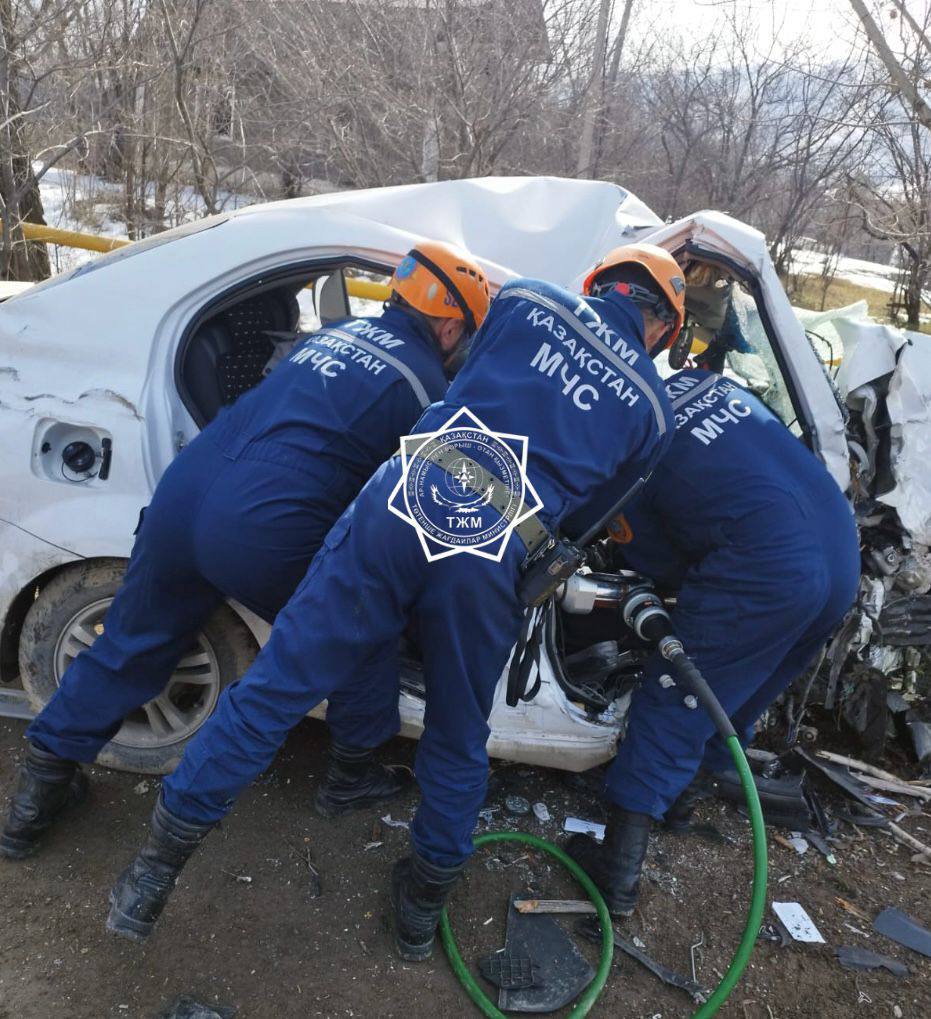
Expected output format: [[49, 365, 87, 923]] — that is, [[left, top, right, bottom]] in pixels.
[[790, 247, 900, 294], [34, 164, 254, 276]]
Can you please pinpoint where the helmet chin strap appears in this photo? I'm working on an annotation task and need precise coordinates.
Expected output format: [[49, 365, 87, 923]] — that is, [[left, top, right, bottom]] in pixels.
[[591, 278, 677, 356]]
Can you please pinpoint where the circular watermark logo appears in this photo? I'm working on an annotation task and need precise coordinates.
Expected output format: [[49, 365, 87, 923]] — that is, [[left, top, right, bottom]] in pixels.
[[388, 407, 543, 563], [404, 428, 523, 548]]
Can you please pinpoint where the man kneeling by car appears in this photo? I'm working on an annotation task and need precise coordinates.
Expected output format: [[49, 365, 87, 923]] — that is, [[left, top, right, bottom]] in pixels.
[[0, 241, 490, 860], [566, 368, 861, 916]]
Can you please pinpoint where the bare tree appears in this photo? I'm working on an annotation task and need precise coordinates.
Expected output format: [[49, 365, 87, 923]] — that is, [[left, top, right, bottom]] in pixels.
[[846, 2, 931, 329], [0, 0, 76, 280]]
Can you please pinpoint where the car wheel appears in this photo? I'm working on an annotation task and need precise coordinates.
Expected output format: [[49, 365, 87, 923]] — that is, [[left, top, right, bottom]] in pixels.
[[18, 559, 257, 775]]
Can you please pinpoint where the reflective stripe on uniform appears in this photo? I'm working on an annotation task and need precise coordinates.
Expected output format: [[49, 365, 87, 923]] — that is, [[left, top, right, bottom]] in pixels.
[[499, 287, 668, 436], [318, 326, 432, 408], [670, 372, 722, 410]]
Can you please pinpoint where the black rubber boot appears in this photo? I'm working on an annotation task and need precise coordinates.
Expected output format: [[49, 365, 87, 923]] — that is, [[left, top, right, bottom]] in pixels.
[[0, 742, 88, 860], [391, 849, 464, 961], [106, 794, 213, 943], [314, 741, 412, 819], [662, 772, 711, 833], [566, 806, 652, 917]]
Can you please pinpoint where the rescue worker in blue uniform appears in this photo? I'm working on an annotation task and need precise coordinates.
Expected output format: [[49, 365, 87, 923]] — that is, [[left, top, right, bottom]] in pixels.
[[0, 241, 491, 861], [101, 245, 688, 958], [567, 368, 861, 916]]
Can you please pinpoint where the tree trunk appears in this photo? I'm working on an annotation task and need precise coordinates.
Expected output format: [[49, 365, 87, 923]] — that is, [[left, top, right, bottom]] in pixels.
[[576, 0, 611, 178], [0, 0, 50, 281]]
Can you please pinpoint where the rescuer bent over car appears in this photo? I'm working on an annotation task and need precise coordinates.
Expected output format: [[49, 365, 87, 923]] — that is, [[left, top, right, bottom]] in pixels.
[[99, 245, 687, 959], [566, 368, 861, 916], [0, 240, 490, 859]]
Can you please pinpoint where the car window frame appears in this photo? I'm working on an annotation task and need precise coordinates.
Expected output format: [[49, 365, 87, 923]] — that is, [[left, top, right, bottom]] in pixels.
[[173, 255, 395, 429]]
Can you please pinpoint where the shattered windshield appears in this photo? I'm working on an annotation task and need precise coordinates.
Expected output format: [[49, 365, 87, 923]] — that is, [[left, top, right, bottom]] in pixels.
[[723, 286, 798, 432], [657, 273, 800, 434]]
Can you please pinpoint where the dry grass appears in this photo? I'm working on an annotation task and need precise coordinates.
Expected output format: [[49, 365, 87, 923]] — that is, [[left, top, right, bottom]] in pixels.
[[789, 273, 931, 334]]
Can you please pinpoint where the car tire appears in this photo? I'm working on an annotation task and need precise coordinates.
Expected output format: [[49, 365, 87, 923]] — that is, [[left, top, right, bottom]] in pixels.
[[18, 558, 258, 775]]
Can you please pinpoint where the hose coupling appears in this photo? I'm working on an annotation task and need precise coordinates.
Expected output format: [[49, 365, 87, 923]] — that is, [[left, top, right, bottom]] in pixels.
[[658, 635, 684, 659]]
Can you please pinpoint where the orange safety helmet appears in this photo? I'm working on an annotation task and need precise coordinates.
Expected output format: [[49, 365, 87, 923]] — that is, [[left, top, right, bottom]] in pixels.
[[582, 243, 687, 349], [389, 240, 491, 335]]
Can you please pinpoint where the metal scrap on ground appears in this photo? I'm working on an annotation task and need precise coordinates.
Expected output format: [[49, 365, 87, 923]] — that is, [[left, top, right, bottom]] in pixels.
[[873, 907, 931, 958], [772, 902, 826, 944]]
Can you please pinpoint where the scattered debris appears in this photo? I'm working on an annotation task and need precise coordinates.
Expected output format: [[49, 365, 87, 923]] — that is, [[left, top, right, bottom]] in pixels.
[[793, 748, 877, 811], [287, 840, 322, 898], [887, 821, 931, 863], [757, 921, 791, 947], [873, 907, 931, 958], [362, 841, 383, 852], [577, 919, 709, 1004], [532, 802, 551, 823], [715, 767, 812, 829], [505, 795, 531, 817], [689, 932, 705, 985], [772, 833, 809, 855], [133, 780, 150, 795], [478, 951, 540, 990], [835, 945, 909, 977], [155, 995, 237, 1019], [835, 897, 871, 923], [771, 902, 825, 944], [380, 814, 410, 829], [787, 832, 810, 855], [563, 816, 605, 841], [865, 793, 903, 808], [496, 893, 593, 1013], [514, 899, 596, 915], [805, 830, 837, 865], [817, 750, 924, 789]]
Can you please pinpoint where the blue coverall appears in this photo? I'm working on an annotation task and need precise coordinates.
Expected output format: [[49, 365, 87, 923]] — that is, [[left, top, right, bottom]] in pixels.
[[28, 306, 448, 763], [606, 369, 861, 818], [159, 279, 675, 866]]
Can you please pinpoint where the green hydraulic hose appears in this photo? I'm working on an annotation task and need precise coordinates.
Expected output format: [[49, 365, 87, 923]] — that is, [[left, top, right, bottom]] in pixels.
[[442, 654, 768, 1017], [439, 832, 614, 1018], [692, 733, 768, 1018]]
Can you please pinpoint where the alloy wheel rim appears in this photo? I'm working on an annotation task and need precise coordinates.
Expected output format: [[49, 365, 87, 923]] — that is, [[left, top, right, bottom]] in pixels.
[[53, 597, 222, 749]]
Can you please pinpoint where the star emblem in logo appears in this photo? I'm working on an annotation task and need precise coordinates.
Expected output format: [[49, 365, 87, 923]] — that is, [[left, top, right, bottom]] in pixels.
[[388, 406, 543, 562]]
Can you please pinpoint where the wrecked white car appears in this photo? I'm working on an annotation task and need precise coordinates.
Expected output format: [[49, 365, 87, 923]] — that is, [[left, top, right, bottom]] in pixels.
[[0, 176, 925, 775]]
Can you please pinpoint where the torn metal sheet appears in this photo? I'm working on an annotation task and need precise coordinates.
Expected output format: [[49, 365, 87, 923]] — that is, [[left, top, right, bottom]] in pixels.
[[772, 902, 825, 944], [881, 338, 931, 545], [563, 816, 605, 841], [833, 316, 908, 401]]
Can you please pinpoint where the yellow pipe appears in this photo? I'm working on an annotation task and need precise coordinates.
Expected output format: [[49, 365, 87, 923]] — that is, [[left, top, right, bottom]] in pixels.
[[20, 222, 129, 253], [20, 221, 392, 301], [345, 277, 390, 301]]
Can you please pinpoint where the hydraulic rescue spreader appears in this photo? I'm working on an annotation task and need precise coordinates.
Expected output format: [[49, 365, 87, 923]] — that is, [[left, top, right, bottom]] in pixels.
[[442, 577, 768, 1019]]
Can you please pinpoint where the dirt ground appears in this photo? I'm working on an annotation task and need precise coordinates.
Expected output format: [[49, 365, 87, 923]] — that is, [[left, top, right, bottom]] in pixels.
[[1, 714, 929, 1019]]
